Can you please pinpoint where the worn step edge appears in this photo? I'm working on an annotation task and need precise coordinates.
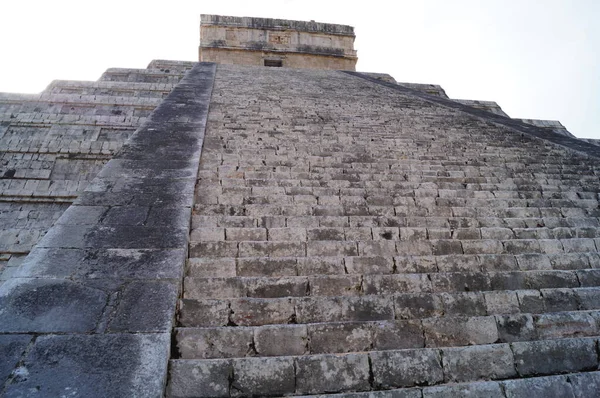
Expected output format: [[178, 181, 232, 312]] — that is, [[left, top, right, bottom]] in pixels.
[[174, 309, 600, 359], [167, 337, 600, 397], [177, 286, 600, 327]]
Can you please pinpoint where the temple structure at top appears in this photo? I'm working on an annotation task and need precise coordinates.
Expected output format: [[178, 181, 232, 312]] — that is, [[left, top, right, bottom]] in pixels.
[[198, 14, 358, 70]]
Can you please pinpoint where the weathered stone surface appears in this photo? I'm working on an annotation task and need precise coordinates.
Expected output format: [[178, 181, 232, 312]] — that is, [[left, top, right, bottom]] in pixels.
[[254, 324, 308, 356], [423, 316, 498, 347], [502, 374, 575, 398], [496, 314, 537, 342], [0, 335, 32, 385], [108, 280, 180, 332], [442, 344, 516, 382], [296, 353, 370, 394], [178, 299, 230, 327], [371, 349, 443, 388], [176, 327, 253, 359], [231, 357, 295, 396], [423, 381, 504, 398], [4, 333, 170, 398], [568, 371, 600, 398], [168, 359, 231, 398], [0, 278, 107, 333], [511, 338, 598, 376], [308, 322, 372, 353]]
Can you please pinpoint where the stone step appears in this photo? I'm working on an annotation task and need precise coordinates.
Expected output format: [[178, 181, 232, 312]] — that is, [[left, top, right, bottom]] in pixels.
[[188, 253, 600, 278], [189, 238, 599, 259], [183, 270, 600, 298], [0, 101, 154, 118], [0, 112, 145, 127], [44, 80, 176, 97], [192, 203, 600, 220], [191, 214, 600, 230], [146, 59, 197, 72], [175, 309, 600, 359], [99, 68, 187, 84], [167, 337, 600, 397], [178, 286, 600, 327], [293, 372, 600, 398], [189, 225, 600, 243]]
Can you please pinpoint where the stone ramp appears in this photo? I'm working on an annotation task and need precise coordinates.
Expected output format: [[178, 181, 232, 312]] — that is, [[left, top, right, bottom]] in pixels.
[[0, 63, 189, 282], [0, 62, 214, 396], [168, 64, 600, 396]]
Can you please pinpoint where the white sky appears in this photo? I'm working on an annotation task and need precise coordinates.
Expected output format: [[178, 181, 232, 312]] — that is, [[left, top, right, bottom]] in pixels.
[[1, 0, 598, 138]]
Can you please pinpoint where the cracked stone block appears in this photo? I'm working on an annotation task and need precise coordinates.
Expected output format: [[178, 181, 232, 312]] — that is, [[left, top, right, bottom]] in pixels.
[[295, 353, 370, 394], [176, 327, 253, 359]]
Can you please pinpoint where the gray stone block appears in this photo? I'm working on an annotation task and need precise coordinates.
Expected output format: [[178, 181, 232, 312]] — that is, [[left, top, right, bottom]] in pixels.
[[394, 293, 444, 319], [373, 320, 424, 350], [496, 314, 537, 343], [295, 297, 344, 323], [502, 374, 575, 398], [0, 278, 107, 333], [108, 280, 179, 332], [176, 327, 253, 359], [371, 348, 443, 388], [442, 344, 516, 382], [229, 297, 295, 326], [231, 357, 295, 396], [254, 324, 308, 356], [309, 275, 362, 296], [568, 371, 600, 398], [423, 381, 504, 398], [295, 353, 370, 394], [5, 333, 170, 398], [178, 299, 229, 327], [168, 359, 231, 398], [308, 322, 372, 354], [0, 334, 32, 385], [423, 316, 498, 347], [511, 338, 598, 376], [342, 296, 394, 321]]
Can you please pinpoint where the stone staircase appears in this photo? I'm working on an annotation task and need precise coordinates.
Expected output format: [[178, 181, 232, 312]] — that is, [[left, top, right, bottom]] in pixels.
[[168, 64, 600, 397], [0, 60, 194, 281]]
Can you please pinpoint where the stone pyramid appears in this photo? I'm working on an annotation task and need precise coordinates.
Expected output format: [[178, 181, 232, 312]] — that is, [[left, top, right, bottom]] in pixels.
[[1, 15, 600, 398]]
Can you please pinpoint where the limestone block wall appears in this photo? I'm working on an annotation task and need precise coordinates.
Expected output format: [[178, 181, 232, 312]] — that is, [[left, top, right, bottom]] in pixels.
[[199, 14, 357, 70], [0, 60, 195, 282]]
